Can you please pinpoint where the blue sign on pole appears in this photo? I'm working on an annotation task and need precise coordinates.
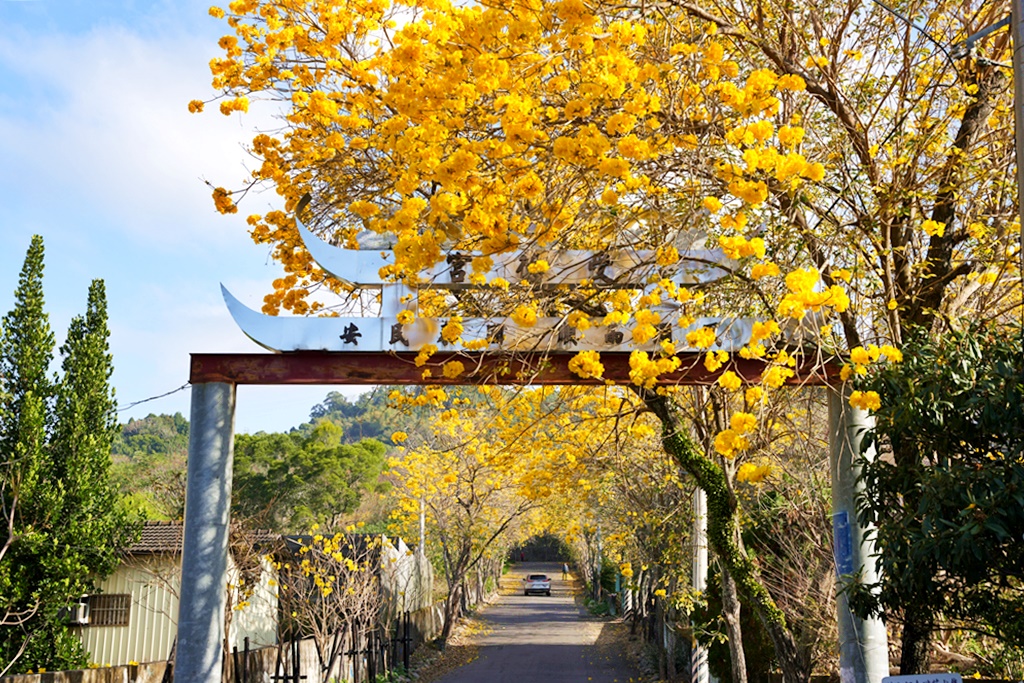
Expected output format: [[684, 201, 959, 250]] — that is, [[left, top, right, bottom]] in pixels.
[[833, 511, 855, 576]]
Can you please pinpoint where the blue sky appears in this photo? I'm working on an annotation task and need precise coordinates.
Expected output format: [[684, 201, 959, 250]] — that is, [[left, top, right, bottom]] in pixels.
[[0, 0, 364, 433]]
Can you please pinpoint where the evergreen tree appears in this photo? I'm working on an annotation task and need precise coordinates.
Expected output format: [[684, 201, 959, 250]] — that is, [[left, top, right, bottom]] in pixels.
[[0, 238, 135, 674], [0, 235, 67, 674], [51, 280, 136, 608]]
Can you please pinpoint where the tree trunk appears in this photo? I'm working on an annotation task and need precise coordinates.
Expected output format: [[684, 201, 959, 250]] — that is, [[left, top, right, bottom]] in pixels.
[[438, 581, 464, 648], [899, 607, 933, 674], [721, 565, 748, 683], [639, 388, 809, 683]]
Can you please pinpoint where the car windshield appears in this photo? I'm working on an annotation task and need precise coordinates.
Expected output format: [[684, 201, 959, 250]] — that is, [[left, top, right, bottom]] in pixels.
[[528, 575, 548, 580]]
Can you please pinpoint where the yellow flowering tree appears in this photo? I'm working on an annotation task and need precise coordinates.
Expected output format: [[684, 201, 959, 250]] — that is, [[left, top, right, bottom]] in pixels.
[[196, 0, 841, 677], [386, 386, 584, 646], [198, 0, 1021, 676], [275, 531, 385, 683]]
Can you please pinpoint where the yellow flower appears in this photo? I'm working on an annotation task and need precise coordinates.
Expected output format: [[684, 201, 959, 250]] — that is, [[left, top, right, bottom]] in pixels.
[[704, 350, 729, 372], [922, 219, 946, 237], [750, 320, 780, 344], [656, 245, 680, 266], [188, 99, 205, 114], [441, 317, 463, 344], [442, 360, 465, 378], [515, 172, 545, 199], [737, 462, 772, 484], [849, 390, 881, 411], [718, 370, 742, 391], [212, 187, 237, 214], [730, 411, 757, 434], [219, 96, 249, 115], [568, 310, 591, 330], [880, 344, 903, 362], [777, 125, 804, 148], [801, 162, 825, 181], [511, 304, 538, 327], [776, 74, 806, 91], [569, 350, 605, 379], [527, 259, 550, 274], [763, 365, 794, 388], [849, 346, 871, 366], [350, 200, 381, 218], [714, 429, 749, 458], [686, 326, 717, 349], [396, 310, 415, 325], [751, 262, 780, 279], [702, 196, 723, 212]]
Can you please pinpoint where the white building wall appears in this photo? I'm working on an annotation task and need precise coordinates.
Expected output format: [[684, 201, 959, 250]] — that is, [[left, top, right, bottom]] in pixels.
[[74, 556, 180, 666], [228, 556, 279, 650], [75, 554, 279, 666]]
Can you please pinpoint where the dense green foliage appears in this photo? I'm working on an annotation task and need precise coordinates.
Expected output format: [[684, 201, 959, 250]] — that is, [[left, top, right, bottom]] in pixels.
[[111, 413, 190, 520], [852, 323, 1024, 671], [301, 389, 435, 445], [0, 237, 135, 675], [234, 421, 389, 532], [110, 390, 406, 531]]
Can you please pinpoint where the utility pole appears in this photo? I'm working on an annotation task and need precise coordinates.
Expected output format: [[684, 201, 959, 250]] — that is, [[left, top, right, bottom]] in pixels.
[[691, 488, 711, 683], [418, 498, 426, 556]]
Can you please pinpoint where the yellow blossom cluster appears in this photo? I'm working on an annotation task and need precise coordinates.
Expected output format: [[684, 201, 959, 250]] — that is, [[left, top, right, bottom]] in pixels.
[[776, 268, 850, 319], [200, 0, 839, 345], [569, 350, 605, 379], [840, 343, 903, 380], [849, 390, 882, 412], [736, 462, 773, 484]]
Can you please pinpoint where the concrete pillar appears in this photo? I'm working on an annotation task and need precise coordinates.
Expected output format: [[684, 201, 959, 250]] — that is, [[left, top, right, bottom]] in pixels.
[[174, 382, 237, 683], [828, 389, 889, 683]]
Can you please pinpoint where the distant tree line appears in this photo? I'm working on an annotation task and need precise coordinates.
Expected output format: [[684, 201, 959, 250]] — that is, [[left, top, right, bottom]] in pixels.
[[111, 388, 426, 531]]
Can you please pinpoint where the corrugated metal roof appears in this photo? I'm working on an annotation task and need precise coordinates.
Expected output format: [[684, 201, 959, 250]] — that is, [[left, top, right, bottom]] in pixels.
[[128, 521, 183, 554], [126, 522, 279, 555]]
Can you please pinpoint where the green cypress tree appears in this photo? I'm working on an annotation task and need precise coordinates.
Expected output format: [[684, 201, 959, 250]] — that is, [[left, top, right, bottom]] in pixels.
[[52, 279, 134, 585], [0, 235, 71, 673], [1, 239, 135, 674]]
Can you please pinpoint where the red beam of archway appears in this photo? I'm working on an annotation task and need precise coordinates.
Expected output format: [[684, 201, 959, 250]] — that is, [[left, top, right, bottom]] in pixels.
[[191, 351, 839, 386]]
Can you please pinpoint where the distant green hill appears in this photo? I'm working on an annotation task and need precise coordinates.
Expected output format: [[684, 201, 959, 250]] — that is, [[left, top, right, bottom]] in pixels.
[[111, 387, 436, 527], [111, 413, 190, 520]]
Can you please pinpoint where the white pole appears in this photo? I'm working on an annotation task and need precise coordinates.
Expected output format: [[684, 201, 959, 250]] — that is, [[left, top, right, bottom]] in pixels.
[[691, 488, 711, 683], [828, 389, 889, 683], [419, 498, 426, 556]]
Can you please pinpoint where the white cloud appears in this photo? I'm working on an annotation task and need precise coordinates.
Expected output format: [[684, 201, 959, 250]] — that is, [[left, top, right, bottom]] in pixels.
[[0, 21, 283, 249], [0, 11, 374, 435]]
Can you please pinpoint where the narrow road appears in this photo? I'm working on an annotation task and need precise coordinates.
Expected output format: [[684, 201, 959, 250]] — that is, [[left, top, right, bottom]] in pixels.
[[434, 562, 642, 683]]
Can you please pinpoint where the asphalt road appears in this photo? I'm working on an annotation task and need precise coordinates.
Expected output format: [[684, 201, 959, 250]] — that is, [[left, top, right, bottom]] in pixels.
[[434, 562, 641, 683]]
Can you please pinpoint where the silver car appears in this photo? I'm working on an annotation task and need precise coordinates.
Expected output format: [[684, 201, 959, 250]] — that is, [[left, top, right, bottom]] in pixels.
[[523, 574, 551, 596]]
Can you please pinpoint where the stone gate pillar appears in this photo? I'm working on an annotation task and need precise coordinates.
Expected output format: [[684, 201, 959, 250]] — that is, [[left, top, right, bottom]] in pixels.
[[174, 381, 236, 683]]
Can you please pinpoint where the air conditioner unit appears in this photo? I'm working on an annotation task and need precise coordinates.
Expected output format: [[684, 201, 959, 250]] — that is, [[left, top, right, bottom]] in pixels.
[[66, 602, 90, 625]]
